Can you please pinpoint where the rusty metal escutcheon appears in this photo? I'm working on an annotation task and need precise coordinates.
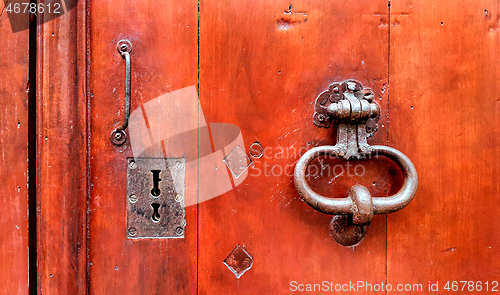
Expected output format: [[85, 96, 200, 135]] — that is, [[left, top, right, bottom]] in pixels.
[[126, 157, 186, 239], [294, 79, 418, 246]]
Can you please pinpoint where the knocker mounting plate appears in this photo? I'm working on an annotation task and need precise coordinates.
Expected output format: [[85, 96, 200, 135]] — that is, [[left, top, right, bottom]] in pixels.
[[313, 79, 380, 159]]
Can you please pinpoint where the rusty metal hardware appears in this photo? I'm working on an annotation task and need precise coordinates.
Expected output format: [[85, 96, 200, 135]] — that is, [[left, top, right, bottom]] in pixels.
[[127, 157, 186, 238], [110, 40, 132, 146], [224, 245, 254, 279], [313, 79, 380, 159], [294, 79, 418, 246]]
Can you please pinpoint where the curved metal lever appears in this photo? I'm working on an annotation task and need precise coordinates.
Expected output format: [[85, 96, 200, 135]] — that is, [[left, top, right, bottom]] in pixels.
[[294, 79, 418, 246], [110, 40, 132, 146]]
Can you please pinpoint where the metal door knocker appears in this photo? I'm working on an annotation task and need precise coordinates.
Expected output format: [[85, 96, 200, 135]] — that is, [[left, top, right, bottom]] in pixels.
[[294, 79, 418, 246]]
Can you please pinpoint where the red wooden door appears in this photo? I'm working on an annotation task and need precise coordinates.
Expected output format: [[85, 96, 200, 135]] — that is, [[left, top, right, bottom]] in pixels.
[[1, 0, 500, 294], [87, 1, 198, 294], [86, 0, 390, 293], [197, 1, 391, 293]]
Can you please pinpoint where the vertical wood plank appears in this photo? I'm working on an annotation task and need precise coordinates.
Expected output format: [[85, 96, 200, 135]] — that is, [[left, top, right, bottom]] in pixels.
[[389, 0, 500, 291], [199, 0, 391, 293], [0, 2, 30, 294], [88, 1, 198, 294], [37, 0, 89, 293]]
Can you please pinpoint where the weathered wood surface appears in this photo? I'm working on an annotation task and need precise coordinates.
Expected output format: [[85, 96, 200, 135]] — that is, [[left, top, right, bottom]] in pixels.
[[388, 0, 500, 292], [88, 1, 198, 294], [0, 2, 29, 293], [36, 1, 89, 294], [1, 0, 498, 293], [198, 0, 391, 293]]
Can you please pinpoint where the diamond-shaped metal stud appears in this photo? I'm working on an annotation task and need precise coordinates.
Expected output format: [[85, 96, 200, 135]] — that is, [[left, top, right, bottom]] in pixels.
[[223, 245, 253, 279], [223, 145, 252, 178]]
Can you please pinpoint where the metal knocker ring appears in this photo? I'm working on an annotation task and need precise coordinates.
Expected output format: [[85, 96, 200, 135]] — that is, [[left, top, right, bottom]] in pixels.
[[293, 79, 418, 246]]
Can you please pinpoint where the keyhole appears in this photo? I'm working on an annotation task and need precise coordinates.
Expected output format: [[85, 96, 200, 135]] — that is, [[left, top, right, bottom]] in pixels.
[[151, 203, 161, 222], [151, 170, 161, 197]]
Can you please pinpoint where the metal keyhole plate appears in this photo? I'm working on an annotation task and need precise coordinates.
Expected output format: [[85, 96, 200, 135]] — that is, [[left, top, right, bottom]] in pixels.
[[126, 157, 186, 238]]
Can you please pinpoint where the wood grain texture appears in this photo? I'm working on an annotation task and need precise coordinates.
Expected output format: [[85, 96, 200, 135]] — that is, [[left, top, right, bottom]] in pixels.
[[36, 1, 88, 293], [22, 0, 500, 293], [388, 0, 500, 291], [0, 2, 29, 294], [199, 0, 392, 293], [88, 1, 198, 294]]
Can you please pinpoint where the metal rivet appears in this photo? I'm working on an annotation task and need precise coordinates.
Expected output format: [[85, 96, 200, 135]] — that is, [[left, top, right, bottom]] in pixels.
[[317, 114, 325, 122], [175, 194, 183, 202], [333, 86, 339, 93], [175, 227, 184, 236], [129, 160, 137, 169], [110, 130, 127, 146], [116, 40, 132, 53], [129, 194, 138, 203], [175, 161, 183, 168], [128, 227, 137, 236]]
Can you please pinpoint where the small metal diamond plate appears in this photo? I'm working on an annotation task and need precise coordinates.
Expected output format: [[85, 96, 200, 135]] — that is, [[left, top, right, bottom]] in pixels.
[[126, 157, 186, 239], [223, 245, 253, 278], [223, 145, 251, 178]]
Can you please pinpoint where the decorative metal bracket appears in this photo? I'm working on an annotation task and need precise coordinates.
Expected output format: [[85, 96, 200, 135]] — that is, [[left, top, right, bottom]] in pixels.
[[313, 79, 380, 159], [294, 79, 418, 246]]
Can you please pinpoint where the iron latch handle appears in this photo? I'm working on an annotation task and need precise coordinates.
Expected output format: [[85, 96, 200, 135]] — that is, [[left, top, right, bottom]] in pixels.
[[294, 79, 418, 246], [110, 40, 132, 146]]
